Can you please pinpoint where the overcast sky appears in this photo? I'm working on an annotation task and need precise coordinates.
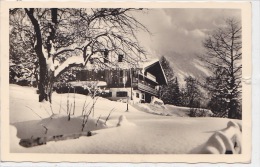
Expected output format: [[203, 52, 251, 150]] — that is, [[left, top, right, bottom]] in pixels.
[[134, 8, 241, 84]]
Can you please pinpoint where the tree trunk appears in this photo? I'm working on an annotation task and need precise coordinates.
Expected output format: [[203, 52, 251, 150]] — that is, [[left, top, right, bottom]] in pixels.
[[41, 8, 57, 103], [25, 8, 57, 103], [228, 99, 235, 119], [38, 69, 54, 103]]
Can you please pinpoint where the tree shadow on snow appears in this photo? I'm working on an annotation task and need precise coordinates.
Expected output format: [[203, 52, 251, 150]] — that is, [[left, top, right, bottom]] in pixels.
[[11, 115, 109, 147]]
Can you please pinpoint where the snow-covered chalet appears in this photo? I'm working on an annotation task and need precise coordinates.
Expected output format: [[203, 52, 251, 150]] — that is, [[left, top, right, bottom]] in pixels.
[[62, 55, 168, 103]]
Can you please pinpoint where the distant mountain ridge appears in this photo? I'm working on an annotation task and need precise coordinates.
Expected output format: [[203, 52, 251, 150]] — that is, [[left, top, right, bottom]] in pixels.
[[153, 51, 212, 87]]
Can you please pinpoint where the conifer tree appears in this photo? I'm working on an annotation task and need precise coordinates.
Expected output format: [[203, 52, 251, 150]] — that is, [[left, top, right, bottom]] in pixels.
[[183, 76, 201, 108], [172, 77, 181, 106], [159, 56, 181, 105]]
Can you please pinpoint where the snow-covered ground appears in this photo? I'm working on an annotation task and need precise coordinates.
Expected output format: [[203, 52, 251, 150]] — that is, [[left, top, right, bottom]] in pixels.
[[9, 84, 241, 154], [132, 103, 212, 117]]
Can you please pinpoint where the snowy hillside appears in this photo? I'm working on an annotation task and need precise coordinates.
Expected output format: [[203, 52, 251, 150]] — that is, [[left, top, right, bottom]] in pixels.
[[132, 103, 212, 117], [9, 84, 241, 154], [171, 58, 210, 87]]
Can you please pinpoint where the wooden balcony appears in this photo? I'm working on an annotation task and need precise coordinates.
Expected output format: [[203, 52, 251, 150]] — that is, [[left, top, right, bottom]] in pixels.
[[146, 72, 157, 82], [136, 83, 158, 96]]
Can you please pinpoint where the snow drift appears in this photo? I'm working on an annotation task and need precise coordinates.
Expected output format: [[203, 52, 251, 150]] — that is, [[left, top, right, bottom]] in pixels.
[[117, 115, 135, 127], [9, 84, 242, 154], [190, 120, 242, 154], [132, 103, 213, 117]]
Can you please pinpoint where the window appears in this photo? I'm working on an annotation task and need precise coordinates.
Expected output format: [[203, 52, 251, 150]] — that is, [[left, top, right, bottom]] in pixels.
[[120, 70, 124, 76], [133, 77, 138, 83], [104, 49, 109, 63], [132, 71, 137, 83], [136, 93, 139, 98], [119, 70, 127, 86], [118, 54, 124, 62], [102, 92, 112, 97], [119, 77, 124, 85], [108, 92, 112, 97], [116, 91, 128, 97]]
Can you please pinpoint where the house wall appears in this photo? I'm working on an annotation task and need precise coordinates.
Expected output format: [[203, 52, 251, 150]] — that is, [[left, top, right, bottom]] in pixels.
[[75, 68, 160, 88], [107, 87, 143, 104], [73, 68, 161, 103]]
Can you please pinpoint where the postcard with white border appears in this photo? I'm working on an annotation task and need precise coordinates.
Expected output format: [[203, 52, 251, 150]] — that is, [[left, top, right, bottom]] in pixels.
[[1, 1, 251, 163]]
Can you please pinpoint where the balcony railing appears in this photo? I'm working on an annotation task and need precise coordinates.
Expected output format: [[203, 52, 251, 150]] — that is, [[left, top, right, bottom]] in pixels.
[[146, 72, 156, 82], [137, 83, 158, 96]]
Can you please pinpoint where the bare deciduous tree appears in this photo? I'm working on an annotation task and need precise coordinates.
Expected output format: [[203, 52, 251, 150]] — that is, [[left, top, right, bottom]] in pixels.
[[10, 8, 149, 102], [201, 18, 242, 119]]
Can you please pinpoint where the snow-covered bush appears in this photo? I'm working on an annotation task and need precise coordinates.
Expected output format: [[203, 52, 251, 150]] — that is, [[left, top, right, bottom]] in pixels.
[[132, 103, 170, 116], [150, 96, 164, 105], [9, 16, 38, 87], [189, 108, 213, 117], [117, 115, 135, 127], [54, 82, 74, 93], [9, 60, 37, 87]]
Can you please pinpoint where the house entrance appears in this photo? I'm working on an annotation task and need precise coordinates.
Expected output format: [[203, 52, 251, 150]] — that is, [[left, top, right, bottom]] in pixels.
[[144, 93, 152, 103]]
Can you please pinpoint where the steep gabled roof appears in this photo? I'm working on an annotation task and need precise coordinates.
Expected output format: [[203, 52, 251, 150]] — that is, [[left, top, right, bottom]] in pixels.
[[142, 59, 168, 85]]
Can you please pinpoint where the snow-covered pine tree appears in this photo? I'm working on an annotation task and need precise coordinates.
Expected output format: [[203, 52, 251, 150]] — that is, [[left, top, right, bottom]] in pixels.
[[159, 56, 174, 81], [9, 10, 38, 86], [182, 76, 201, 108], [159, 56, 181, 105], [172, 77, 182, 106]]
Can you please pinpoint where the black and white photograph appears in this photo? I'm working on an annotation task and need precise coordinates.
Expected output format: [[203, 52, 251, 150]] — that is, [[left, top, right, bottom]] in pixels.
[[1, 1, 252, 163]]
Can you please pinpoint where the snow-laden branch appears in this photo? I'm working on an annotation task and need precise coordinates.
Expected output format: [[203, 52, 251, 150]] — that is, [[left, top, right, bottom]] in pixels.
[[54, 56, 84, 77], [54, 47, 92, 77], [53, 42, 88, 58], [53, 32, 108, 59]]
